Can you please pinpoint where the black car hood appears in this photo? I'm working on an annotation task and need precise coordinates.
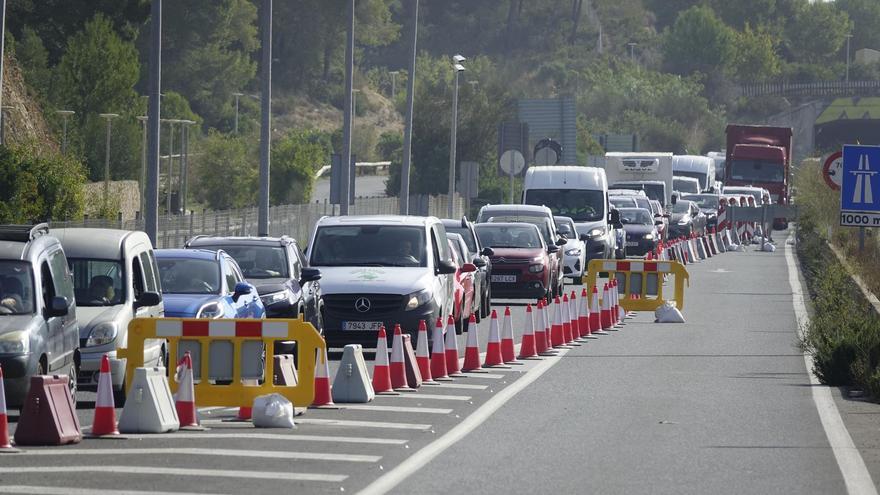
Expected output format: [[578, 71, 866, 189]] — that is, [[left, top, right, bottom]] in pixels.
[[251, 278, 289, 296]]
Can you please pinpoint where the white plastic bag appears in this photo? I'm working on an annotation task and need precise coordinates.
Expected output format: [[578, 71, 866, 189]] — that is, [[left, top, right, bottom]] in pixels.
[[654, 301, 685, 323], [252, 393, 296, 428], [762, 242, 776, 252]]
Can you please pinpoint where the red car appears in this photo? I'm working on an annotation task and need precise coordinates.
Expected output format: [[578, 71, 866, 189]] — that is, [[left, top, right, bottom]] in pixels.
[[474, 223, 554, 301], [446, 234, 477, 333]]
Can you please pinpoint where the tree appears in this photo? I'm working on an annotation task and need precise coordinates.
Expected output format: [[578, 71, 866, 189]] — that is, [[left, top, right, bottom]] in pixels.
[[711, 0, 778, 29], [784, 2, 852, 64], [15, 26, 51, 97], [835, 0, 880, 54], [0, 141, 87, 223], [731, 24, 782, 82], [191, 131, 256, 210], [270, 129, 331, 205], [663, 6, 736, 76]]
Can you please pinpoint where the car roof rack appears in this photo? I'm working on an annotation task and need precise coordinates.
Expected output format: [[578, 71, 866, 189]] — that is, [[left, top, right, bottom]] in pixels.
[[0, 223, 50, 242]]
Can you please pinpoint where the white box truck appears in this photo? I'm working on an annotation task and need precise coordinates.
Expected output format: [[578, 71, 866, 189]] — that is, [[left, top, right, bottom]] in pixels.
[[604, 152, 675, 208]]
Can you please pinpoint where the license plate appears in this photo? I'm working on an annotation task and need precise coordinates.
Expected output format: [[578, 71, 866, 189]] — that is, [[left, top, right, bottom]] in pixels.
[[626, 241, 639, 247], [342, 321, 383, 331], [492, 275, 517, 283]]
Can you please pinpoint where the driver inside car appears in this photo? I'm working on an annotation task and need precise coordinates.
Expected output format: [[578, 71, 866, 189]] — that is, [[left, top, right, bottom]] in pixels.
[[0, 277, 24, 312]]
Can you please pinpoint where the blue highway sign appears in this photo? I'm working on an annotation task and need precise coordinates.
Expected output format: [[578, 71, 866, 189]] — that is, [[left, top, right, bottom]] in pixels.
[[840, 145, 880, 227]]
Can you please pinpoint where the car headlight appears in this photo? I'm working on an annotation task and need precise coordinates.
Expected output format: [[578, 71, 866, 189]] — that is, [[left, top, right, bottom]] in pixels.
[[196, 302, 224, 319], [643, 234, 655, 240], [529, 263, 545, 273], [565, 248, 582, 256], [0, 330, 28, 354], [86, 322, 118, 347], [588, 227, 606, 238], [405, 289, 433, 311], [260, 290, 291, 306]]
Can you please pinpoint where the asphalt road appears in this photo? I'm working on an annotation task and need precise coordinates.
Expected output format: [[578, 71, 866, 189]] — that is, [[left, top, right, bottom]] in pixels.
[[0, 231, 873, 494]]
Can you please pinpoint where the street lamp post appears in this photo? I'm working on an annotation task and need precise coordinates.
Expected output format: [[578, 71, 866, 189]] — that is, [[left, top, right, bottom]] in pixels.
[[163, 119, 181, 215], [0, 0, 7, 147], [56, 110, 75, 154], [257, 0, 272, 236], [99, 113, 119, 212], [447, 55, 466, 219], [845, 34, 854, 84], [340, 0, 355, 215], [400, 0, 419, 215], [179, 120, 195, 214], [137, 115, 148, 217], [145, 0, 163, 245], [627, 42, 637, 63], [389, 70, 399, 99]]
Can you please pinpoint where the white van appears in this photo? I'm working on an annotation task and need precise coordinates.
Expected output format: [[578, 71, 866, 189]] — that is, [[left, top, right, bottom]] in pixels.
[[604, 152, 674, 207], [522, 166, 619, 261], [673, 155, 716, 192]]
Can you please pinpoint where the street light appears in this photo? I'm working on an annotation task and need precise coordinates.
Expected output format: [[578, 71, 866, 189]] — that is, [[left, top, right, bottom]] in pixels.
[[56, 110, 75, 154], [448, 54, 466, 218], [233, 91, 260, 134], [99, 113, 119, 211], [162, 118, 183, 214], [845, 34, 854, 84], [178, 119, 195, 214], [353, 88, 361, 116], [389, 70, 399, 99], [137, 115, 148, 216], [627, 42, 637, 63]]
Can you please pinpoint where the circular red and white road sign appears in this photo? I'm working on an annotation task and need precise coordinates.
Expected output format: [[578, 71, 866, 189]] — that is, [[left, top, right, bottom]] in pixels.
[[822, 151, 843, 191]]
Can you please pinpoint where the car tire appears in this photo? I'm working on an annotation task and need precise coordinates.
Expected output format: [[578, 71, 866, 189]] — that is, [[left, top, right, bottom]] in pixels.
[[67, 362, 78, 405]]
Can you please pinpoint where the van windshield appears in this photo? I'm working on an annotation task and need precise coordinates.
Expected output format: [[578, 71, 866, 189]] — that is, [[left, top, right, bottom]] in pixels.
[[673, 178, 700, 194], [310, 226, 427, 267], [523, 189, 604, 222], [0, 261, 35, 315], [68, 258, 126, 306], [674, 171, 707, 189]]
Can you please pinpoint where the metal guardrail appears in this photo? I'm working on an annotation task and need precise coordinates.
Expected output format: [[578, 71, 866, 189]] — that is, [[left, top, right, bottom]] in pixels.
[[740, 80, 880, 98]]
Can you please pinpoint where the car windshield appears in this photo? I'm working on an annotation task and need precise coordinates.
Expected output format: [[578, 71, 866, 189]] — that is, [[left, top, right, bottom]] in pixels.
[[310, 225, 427, 267], [202, 245, 289, 279], [619, 209, 654, 225], [672, 201, 693, 214], [684, 195, 719, 208], [554, 218, 575, 237], [157, 258, 222, 294], [68, 258, 125, 306], [523, 189, 605, 222], [610, 197, 637, 208], [484, 216, 552, 244], [475, 225, 542, 249], [0, 261, 35, 315], [729, 159, 785, 183], [673, 178, 700, 194], [444, 226, 477, 253], [612, 182, 665, 204], [447, 236, 467, 263]]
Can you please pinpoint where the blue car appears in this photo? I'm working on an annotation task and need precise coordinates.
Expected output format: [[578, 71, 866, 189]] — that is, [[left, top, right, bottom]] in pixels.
[[155, 249, 265, 319]]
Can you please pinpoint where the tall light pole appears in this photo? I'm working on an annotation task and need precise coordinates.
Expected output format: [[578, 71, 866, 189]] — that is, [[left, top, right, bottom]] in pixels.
[[0, 0, 6, 147], [163, 119, 181, 214], [137, 115, 148, 216], [56, 110, 75, 154], [257, 0, 272, 236], [399, 0, 419, 215], [340, 0, 355, 215], [99, 113, 119, 212], [232, 92, 244, 134], [845, 34, 854, 84], [447, 55, 466, 219], [145, 0, 163, 245], [179, 119, 195, 214], [389, 70, 399, 99], [627, 42, 637, 63]]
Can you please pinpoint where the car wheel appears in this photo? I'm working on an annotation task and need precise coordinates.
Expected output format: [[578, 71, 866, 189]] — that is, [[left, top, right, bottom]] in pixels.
[[67, 362, 78, 405]]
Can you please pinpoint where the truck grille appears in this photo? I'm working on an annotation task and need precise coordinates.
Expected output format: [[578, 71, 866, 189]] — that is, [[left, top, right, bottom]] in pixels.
[[324, 293, 405, 318]]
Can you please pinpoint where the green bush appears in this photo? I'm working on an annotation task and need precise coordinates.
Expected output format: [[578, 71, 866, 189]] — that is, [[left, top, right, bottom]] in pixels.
[[0, 141, 87, 222]]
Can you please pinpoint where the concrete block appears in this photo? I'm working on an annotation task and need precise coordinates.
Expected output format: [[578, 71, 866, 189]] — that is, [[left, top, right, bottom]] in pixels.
[[119, 367, 180, 434], [331, 345, 375, 403]]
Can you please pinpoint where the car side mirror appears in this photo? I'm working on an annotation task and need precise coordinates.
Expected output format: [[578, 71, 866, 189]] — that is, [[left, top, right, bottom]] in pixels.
[[480, 247, 494, 257], [547, 245, 560, 254], [437, 260, 457, 275], [555, 238, 567, 246], [579, 233, 589, 242], [134, 291, 162, 310], [47, 296, 69, 317], [472, 257, 487, 268], [232, 282, 253, 302], [300, 267, 321, 284], [461, 263, 477, 273]]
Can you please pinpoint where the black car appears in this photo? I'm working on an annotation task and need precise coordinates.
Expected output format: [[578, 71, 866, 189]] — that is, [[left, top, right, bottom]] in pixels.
[[441, 217, 493, 319], [668, 200, 708, 239], [682, 193, 721, 229], [617, 208, 661, 257], [185, 235, 323, 330]]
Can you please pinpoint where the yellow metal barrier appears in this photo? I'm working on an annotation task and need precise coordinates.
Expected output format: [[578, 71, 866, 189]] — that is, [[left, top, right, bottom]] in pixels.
[[581, 259, 689, 312], [118, 316, 326, 408]]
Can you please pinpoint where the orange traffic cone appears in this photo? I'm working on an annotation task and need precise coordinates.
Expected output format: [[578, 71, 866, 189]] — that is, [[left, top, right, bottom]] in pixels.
[[579, 288, 596, 338], [390, 324, 411, 390], [550, 297, 564, 347], [612, 279, 622, 327], [560, 293, 573, 344], [415, 320, 435, 383], [175, 351, 199, 427], [600, 283, 613, 331], [483, 310, 505, 367], [590, 285, 606, 335], [312, 346, 335, 406], [91, 354, 120, 437], [0, 365, 17, 451], [372, 326, 393, 393], [430, 317, 449, 380], [445, 315, 463, 376], [518, 304, 539, 359], [569, 291, 581, 341], [461, 314, 484, 372], [534, 299, 549, 353], [501, 307, 521, 363]]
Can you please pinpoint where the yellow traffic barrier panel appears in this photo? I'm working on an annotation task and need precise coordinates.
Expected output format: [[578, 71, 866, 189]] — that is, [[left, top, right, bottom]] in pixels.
[[118, 317, 326, 409], [581, 259, 689, 312]]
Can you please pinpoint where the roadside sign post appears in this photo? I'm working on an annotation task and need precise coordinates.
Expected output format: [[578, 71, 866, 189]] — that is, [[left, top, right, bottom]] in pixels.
[[499, 149, 525, 204], [840, 145, 880, 252], [822, 151, 843, 191]]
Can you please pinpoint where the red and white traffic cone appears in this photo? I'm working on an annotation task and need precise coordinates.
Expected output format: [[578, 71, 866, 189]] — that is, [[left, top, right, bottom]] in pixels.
[[372, 326, 394, 393], [590, 284, 606, 335], [415, 320, 435, 384], [390, 324, 412, 390], [461, 314, 484, 372], [430, 317, 449, 380], [483, 310, 506, 367], [580, 287, 595, 338], [91, 354, 120, 436], [550, 297, 564, 347], [569, 291, 582, 341], [534, 299, 549, 353], [613, 279, 625, 326], [501, 307, 521, 363], [600, 283, 613, 331], [0, 365, 17, 451], [560, 293, 573, 344], [445, 315, 463, 376], [518, 304, 538, 359], [313, 346, 335, 406], [175, 351, 200, 427]]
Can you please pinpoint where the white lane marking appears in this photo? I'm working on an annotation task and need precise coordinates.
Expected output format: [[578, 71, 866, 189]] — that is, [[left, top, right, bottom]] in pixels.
[[785, 236, 877, 495], [457, 372, 504, 379], [121, 432, 407, 445], [0, 466, 346, 483], [0, 487, 223, 495], [22, 447, 379, 463], [424, 383, 487, 390], [376, 393, 471, 401], [296, 418, 431, 430], [359, 350, 568, 495], [337, 404, 452, 414]]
